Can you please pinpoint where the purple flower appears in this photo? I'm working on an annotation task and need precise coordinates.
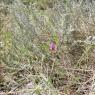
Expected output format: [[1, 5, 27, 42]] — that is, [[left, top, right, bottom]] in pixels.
[[50, 41, 57, 53]]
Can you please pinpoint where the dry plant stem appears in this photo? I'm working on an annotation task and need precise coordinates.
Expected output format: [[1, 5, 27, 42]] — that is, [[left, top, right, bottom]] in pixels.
[[76, 45, 92, 66], [51, 53, 55, 74], [75, 75, 93, 93], [51, 60, 55, 74]]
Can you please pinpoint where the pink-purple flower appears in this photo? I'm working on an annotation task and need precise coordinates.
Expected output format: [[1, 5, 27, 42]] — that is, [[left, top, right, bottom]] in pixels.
[[50, 41, 57, 53]]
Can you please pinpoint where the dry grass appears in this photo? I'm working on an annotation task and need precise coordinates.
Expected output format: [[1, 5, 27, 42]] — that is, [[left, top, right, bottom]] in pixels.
[[0, 0, 95, 95]]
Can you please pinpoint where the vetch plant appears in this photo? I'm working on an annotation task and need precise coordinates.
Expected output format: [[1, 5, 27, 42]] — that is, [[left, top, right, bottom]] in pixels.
[[50, 41, 57, 53]]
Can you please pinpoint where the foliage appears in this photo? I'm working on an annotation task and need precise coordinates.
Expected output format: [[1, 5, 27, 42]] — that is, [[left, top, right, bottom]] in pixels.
[[0, 0, 95, 95]]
